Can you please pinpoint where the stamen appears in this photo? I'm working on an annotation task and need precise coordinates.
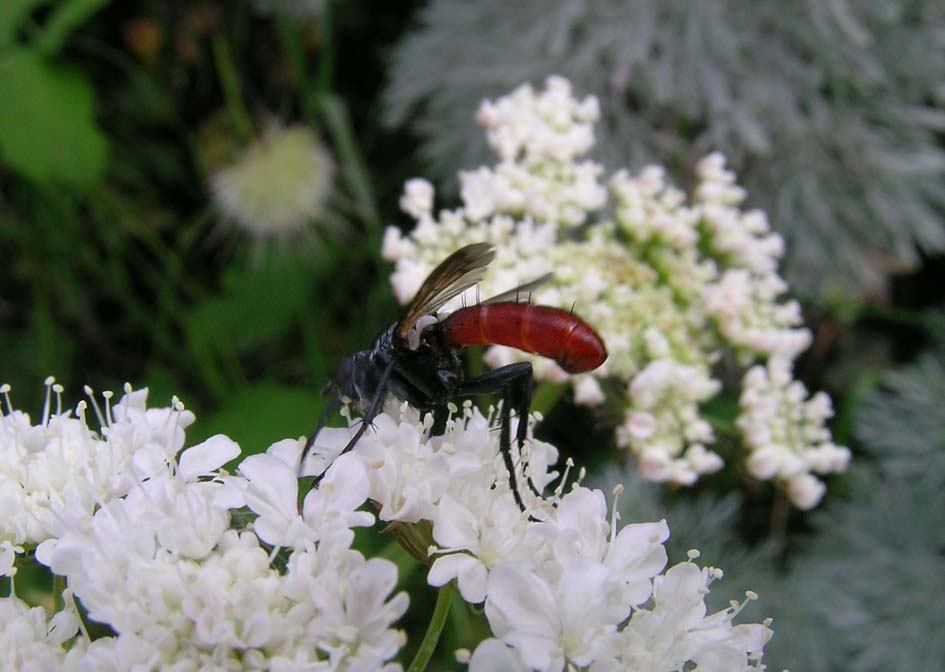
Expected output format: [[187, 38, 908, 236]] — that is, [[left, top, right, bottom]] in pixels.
[[553, 457, 575, 497], [102, 390, 114, 427], [52, 384, 64, 417], [609, 483, 624, 542], [41, 376, 55, 426], [729, 590, 760, 619], [75, 400, 88, 425], [1, 383, 12, 415], [68, 590, 91, 642], [169, 397, 186, 457], [421, 413, 435, 432], [84, 386, 106, 430]]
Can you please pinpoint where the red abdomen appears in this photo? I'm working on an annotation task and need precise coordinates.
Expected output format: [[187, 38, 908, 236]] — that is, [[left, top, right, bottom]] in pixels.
[[441, 303, 607, 374]]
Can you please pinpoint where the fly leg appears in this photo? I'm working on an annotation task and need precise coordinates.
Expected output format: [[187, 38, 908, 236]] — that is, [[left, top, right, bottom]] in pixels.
[[453, 362, 537, 511], [301, 361, 394, 481], [300, 392, 342, 476]]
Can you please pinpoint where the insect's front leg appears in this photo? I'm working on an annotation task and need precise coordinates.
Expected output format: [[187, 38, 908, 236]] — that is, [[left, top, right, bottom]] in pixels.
[[453, 362, 536, 511], [303, 361, 395, 482], [300, 392, 342, 475]]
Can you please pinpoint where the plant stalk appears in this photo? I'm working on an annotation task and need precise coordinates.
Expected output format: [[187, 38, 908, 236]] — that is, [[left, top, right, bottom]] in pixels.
[[406, 583, 454, 672]]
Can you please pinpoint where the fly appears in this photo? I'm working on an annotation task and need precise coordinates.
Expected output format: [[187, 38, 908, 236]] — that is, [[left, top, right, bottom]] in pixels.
[[302, 242, 607, 509]]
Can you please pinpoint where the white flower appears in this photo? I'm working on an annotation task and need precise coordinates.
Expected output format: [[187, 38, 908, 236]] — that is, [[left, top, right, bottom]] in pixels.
[[2, 382, 408, 670], [354, 412, 453, 522], [786, 472, 828, 510], [0, 596, 75, 671], [242, 437, 375, 549], [311, 404, 770, 672], [704, 269, 811, 362], [468, 638, 531, 672], [399, 178, 435, 219], [619, 362, 724, 485], [1, 540, 23, 577], [428, 489, 532, 603], [477, 76, 599, 165], [3, 375, 775, 672], [574, 376, 606, 406], [485, 561, 616, 671], [0, 381, 195, 550], [591, 561, 772, 672], [738, 358, 851, 508]]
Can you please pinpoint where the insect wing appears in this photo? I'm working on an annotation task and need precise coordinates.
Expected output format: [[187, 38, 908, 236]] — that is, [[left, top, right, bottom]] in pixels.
[[395, 242, 496, 339]]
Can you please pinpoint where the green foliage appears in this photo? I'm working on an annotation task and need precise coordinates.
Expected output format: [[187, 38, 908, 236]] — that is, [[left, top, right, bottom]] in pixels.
[[0, 0, 110, 189], [385, 0, 945, 296], [189, 382, 324, 462]]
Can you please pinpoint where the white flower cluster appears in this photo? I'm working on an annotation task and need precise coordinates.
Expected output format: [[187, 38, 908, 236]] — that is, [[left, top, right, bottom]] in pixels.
[[0, 377, 193, 575], [617, 361, 723, 486], [3, 381, 774, 670], [696, 154, 812, 362], [1, 595, 77, 671], [738, 359, 852, 509], [464, 76, 606, 227], [1, 384, 406, 670], [305, 402, 773, 671], [383, 76, 848, 503]]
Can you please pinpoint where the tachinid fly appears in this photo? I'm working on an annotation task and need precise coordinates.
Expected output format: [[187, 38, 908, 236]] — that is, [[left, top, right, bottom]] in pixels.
[[303, 243, 607, 509]]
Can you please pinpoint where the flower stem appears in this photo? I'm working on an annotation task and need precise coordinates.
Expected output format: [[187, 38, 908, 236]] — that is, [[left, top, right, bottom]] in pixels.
[[406, 583, 454, 672], [530, 381, 565, 418], [211, 34, 254, 142], [769, 489, 789, 553], [318, 95, 382, 241], [53, 574, 66, 612]]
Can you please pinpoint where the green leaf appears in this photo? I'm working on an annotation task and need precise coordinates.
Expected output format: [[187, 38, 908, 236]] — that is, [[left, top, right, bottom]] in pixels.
[[184, 260, 312, 354], [0, 0, 47, 48], [137, 366, 185, 412], [34, 0, 110, 56], [190, 383, 324, 463], [0, 49, 108, 189]]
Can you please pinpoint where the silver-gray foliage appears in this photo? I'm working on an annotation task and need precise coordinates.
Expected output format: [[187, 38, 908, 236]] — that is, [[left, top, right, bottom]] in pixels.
[[856, 351, 945, 477], [385, 0, 945, 296], [796, 354, 945, 671], [594, 349, 945, 671]]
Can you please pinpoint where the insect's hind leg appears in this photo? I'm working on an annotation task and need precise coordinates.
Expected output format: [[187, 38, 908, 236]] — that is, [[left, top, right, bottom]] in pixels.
[[453, 362, 539, 511]]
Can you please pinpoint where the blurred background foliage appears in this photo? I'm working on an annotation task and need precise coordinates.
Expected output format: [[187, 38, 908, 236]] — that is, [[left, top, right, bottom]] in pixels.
[[1, 1, 943, 670]]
